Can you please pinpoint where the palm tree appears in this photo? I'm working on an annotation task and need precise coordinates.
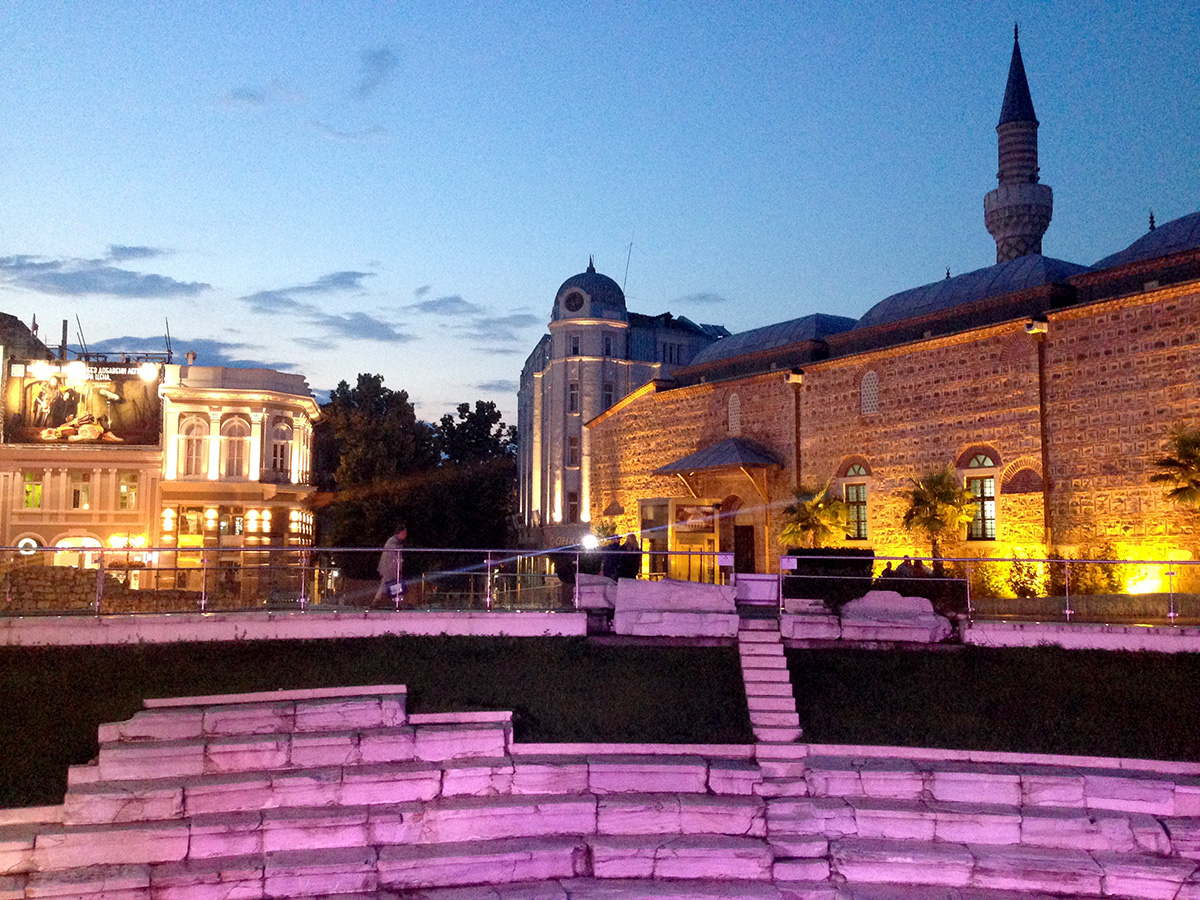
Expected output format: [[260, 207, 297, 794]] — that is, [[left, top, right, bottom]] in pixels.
[[1150, 426, 1200, 509], [900, 467, 979, 564], [780, 483, 852, 549]]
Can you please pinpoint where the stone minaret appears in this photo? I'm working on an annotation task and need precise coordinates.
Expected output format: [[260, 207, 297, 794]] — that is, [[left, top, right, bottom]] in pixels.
[[984, 26, 1053, 262]]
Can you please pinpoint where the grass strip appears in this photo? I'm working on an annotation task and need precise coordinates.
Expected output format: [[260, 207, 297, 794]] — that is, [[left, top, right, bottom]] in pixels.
[[0, 636, 751, 808], [788, 645, 1200, 761]]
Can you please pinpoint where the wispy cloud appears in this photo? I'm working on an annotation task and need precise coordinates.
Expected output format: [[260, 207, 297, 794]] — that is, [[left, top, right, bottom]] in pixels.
[[242, 271, 413, 346], [357, 47, 400, 98], [459, 312, 541, 344], [220, 79, 301, 108], [674, 291, 732, 306], [406, 294, 483, 316], [311, 121, 388, 142], [0, 250, 209, 299], [477, 379, 518, 393], [81, 335, 292, 371], [414, 285, 431, 298]]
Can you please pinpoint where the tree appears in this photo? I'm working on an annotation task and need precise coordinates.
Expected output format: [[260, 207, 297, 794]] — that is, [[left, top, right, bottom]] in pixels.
[[434, 401, 517, 465], [779, 483, 852, 549], [900, 467, 979, 562], [1150, 426, 1200, 510]]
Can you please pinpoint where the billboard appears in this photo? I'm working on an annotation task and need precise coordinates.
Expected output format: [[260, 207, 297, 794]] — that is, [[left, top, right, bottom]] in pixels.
[[5, 360, 162, 445]]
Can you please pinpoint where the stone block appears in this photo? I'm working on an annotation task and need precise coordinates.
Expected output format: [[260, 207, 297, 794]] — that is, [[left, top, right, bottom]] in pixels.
[[293, 696, 405, 732], [772, 857, 831, 881], [598, 794, 764, 837], [743, 681, 794, 697], [202, 702, 294, 737], [1084, 772, 1175, 815], [188, 812, 264, 859], [751, 711, 801, 728], [969, 843, 1103, 894], [931, 801, 1021, 845], [804, 757, 863, 798], [378, 837, 585, 889], [33, 822, 189, 869], [99, 709, 205, 744], [857, 759, 925, 800], [25, 864, 150, 899], [184, 774, 273, 816], [928, 764, 1021, 806], [413, 724, 509, 762], [415, 795, 597, 844], [614, 577, 737, 613], [830, 837, 973, 887], [588, 755, 708, 794], [770, 834, 828, 858], [357, 727, 416, 764], [440, 759, 514, 797], [366, 803, 426, 846], [768, 798, 855, 839], [612, 610, 740, 638], [708, 759, 762, 796], [848, 799, 934, 841], [746, 695, 797, 712], [61, 784, 184, 825], [261, 806, 369, 853], [779, 614, 841, 641], [576, 573, 617, 610], [511, 758, 590, 795], [204, 736, 290, 775], [268, 768, 344, 808], [739, 654, 788, 670], [150, 857, 264, 900], [1164, 816, 1200, 860], [590, 835, 772, 881], [0, 828, 34, 876], [1018, 767, 1086, 807], [339, 762, 442, 806], [1093, 852, 1199, 900], [263, 847, 378, 898], [1175, 781, 1200, 816], [288, 733, 359, 769], [98, 740, 206, 782]]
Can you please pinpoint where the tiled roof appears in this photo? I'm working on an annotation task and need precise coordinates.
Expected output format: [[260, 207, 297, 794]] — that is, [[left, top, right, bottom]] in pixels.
[[1092, 211, 1200, 270], [687, 313, 856, 367], [854, 254, 1090, 331], [653, 436, 783, 475]]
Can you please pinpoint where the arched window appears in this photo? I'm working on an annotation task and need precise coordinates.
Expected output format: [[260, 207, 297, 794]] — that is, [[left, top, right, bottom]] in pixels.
[[957, 445, 1000, 541], [180, 415, 209, 477], [220, 417, 251, 479], [271, 420, 293, 479], [728, 393, 742, 435], [860, 371, 879, 415]]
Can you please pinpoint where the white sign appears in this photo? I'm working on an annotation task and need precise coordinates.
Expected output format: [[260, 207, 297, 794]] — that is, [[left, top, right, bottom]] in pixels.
[[779, 556, 798, 570]]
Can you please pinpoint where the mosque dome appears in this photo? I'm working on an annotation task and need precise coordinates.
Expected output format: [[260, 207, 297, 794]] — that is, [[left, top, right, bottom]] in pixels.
[[1092, 211, 1200, 270], [552, 258, 627, 322], [854, 254, 1091, 331]]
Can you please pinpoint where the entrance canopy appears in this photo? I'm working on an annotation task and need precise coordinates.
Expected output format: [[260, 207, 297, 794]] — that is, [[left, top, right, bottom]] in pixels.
[[653, 437, 783, 476]]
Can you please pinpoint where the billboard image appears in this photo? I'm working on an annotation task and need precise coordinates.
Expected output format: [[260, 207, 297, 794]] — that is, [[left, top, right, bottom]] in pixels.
[[5, 360, 163, 445]]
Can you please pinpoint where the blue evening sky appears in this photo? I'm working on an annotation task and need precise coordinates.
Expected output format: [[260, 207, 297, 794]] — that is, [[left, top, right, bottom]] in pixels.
[[0, 2, 1196, 422]]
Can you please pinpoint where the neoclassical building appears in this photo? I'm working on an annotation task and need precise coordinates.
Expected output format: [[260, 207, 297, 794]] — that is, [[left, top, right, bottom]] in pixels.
[[581, 32, 1200, 583], [517, 258, 727, 548], [0, 333, 318, 589]]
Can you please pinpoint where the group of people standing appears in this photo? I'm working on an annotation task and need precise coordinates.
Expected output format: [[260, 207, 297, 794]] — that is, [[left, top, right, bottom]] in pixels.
[[600, 533, 643, 581]]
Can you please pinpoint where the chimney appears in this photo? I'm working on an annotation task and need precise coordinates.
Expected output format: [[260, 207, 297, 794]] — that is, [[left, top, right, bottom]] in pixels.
[[185, 351, 197, 366]]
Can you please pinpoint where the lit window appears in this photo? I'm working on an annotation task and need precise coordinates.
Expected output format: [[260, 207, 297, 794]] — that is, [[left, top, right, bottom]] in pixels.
[[845, 482, 867, 540], [728, 393, 742, 435], [70, 472, 90, 510], [118, 474, 138, 511], [860, 371, 879, 415], [967, 476, 996, 540], [968, 453, 996, 468], [180, 415, 209, 477], [568, 383, 579, 413], [271, 420, 293, 478], [23, 473, 42, 509], [603, 382, 614, 410], [846, 464, 868, 477], [567, 436, 580, 466], [221, 417, 251, 478], [567, 491, 580, 523]]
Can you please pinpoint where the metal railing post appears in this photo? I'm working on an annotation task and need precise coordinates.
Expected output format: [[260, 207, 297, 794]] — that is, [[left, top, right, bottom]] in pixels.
[[485, 551, 494, 611], [299, 551, 308, 612], [1063, 562, 1072, 622], [965, 559, 972, 622], [1167, 568, 1177, 624], [574, 551, 580, 610], [95, 548, 105, 616], [200, 550, 208, 612]]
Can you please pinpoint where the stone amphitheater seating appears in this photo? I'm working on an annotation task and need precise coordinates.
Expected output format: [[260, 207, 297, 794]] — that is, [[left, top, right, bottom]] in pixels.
[[2, 684, 1199, 899]]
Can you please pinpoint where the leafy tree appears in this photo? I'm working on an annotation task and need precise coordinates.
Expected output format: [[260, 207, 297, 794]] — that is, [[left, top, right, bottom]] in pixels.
[[435, 401, 517, 465], [780, 483, 852, 549], [900, 467, 979, 563], [1150, 426, 1200, 510]]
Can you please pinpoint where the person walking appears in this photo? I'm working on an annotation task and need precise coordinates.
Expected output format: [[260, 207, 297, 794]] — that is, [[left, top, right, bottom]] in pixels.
[[375, 523, 407, 606]]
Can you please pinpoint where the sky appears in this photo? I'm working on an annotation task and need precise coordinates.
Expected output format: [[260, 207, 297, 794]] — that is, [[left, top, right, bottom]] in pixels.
[[0, 2, 1196, 424]]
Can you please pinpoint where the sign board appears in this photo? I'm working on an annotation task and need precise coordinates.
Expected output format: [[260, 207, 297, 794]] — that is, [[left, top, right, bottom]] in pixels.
[[779, 556, 799, 570], [716, 552, 734, 567]]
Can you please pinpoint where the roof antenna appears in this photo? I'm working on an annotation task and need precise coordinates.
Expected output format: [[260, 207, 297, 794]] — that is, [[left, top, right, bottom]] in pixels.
[[75, 314, 90, 358], [1149, 209, 1156, 231], [623, 241, 634, 292], [164, 318, 174, 363], [1014, 21, 1019, 42], [946, 267, 951, 280], [587, 255, 595, 273]]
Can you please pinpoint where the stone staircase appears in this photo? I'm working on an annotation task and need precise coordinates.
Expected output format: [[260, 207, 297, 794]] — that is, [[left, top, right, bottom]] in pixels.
[[3, 683, 1200, 898], [740, 616, 802, 743]]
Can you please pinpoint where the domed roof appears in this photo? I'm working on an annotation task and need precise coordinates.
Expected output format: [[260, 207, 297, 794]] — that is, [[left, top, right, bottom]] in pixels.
[[854, 254, 1091, 331], [552, 259, 627, 321], [1092, 211, 1200, 270], [687, 313, 857, 368]]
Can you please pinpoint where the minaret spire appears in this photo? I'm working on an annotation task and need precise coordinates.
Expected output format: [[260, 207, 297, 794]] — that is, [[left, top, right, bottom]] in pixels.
[[984, 27, 1054, 262]]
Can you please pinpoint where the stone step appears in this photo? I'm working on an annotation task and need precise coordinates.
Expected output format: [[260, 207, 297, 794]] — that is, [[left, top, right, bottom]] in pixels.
[[739, 654, 788, 670], [739, 641, 786, 655], [738, 629, 782, 642], [738, 618, 780, 632], [745, 695, 798, 713], [745, 681, 794, 697], [741, 666, 792, 683], [390, 877, 791, 899], [750, 711, 801, 728], [753, 726, 803, 743], [591, 833, 774, 881]]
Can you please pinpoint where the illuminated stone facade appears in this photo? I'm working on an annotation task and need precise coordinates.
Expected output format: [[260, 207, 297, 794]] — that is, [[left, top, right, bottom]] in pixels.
[[584, 32, 1200, 582]]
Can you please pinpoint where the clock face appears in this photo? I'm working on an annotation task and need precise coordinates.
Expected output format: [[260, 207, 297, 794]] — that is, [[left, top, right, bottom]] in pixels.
[[564, 291, 584, 312]]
